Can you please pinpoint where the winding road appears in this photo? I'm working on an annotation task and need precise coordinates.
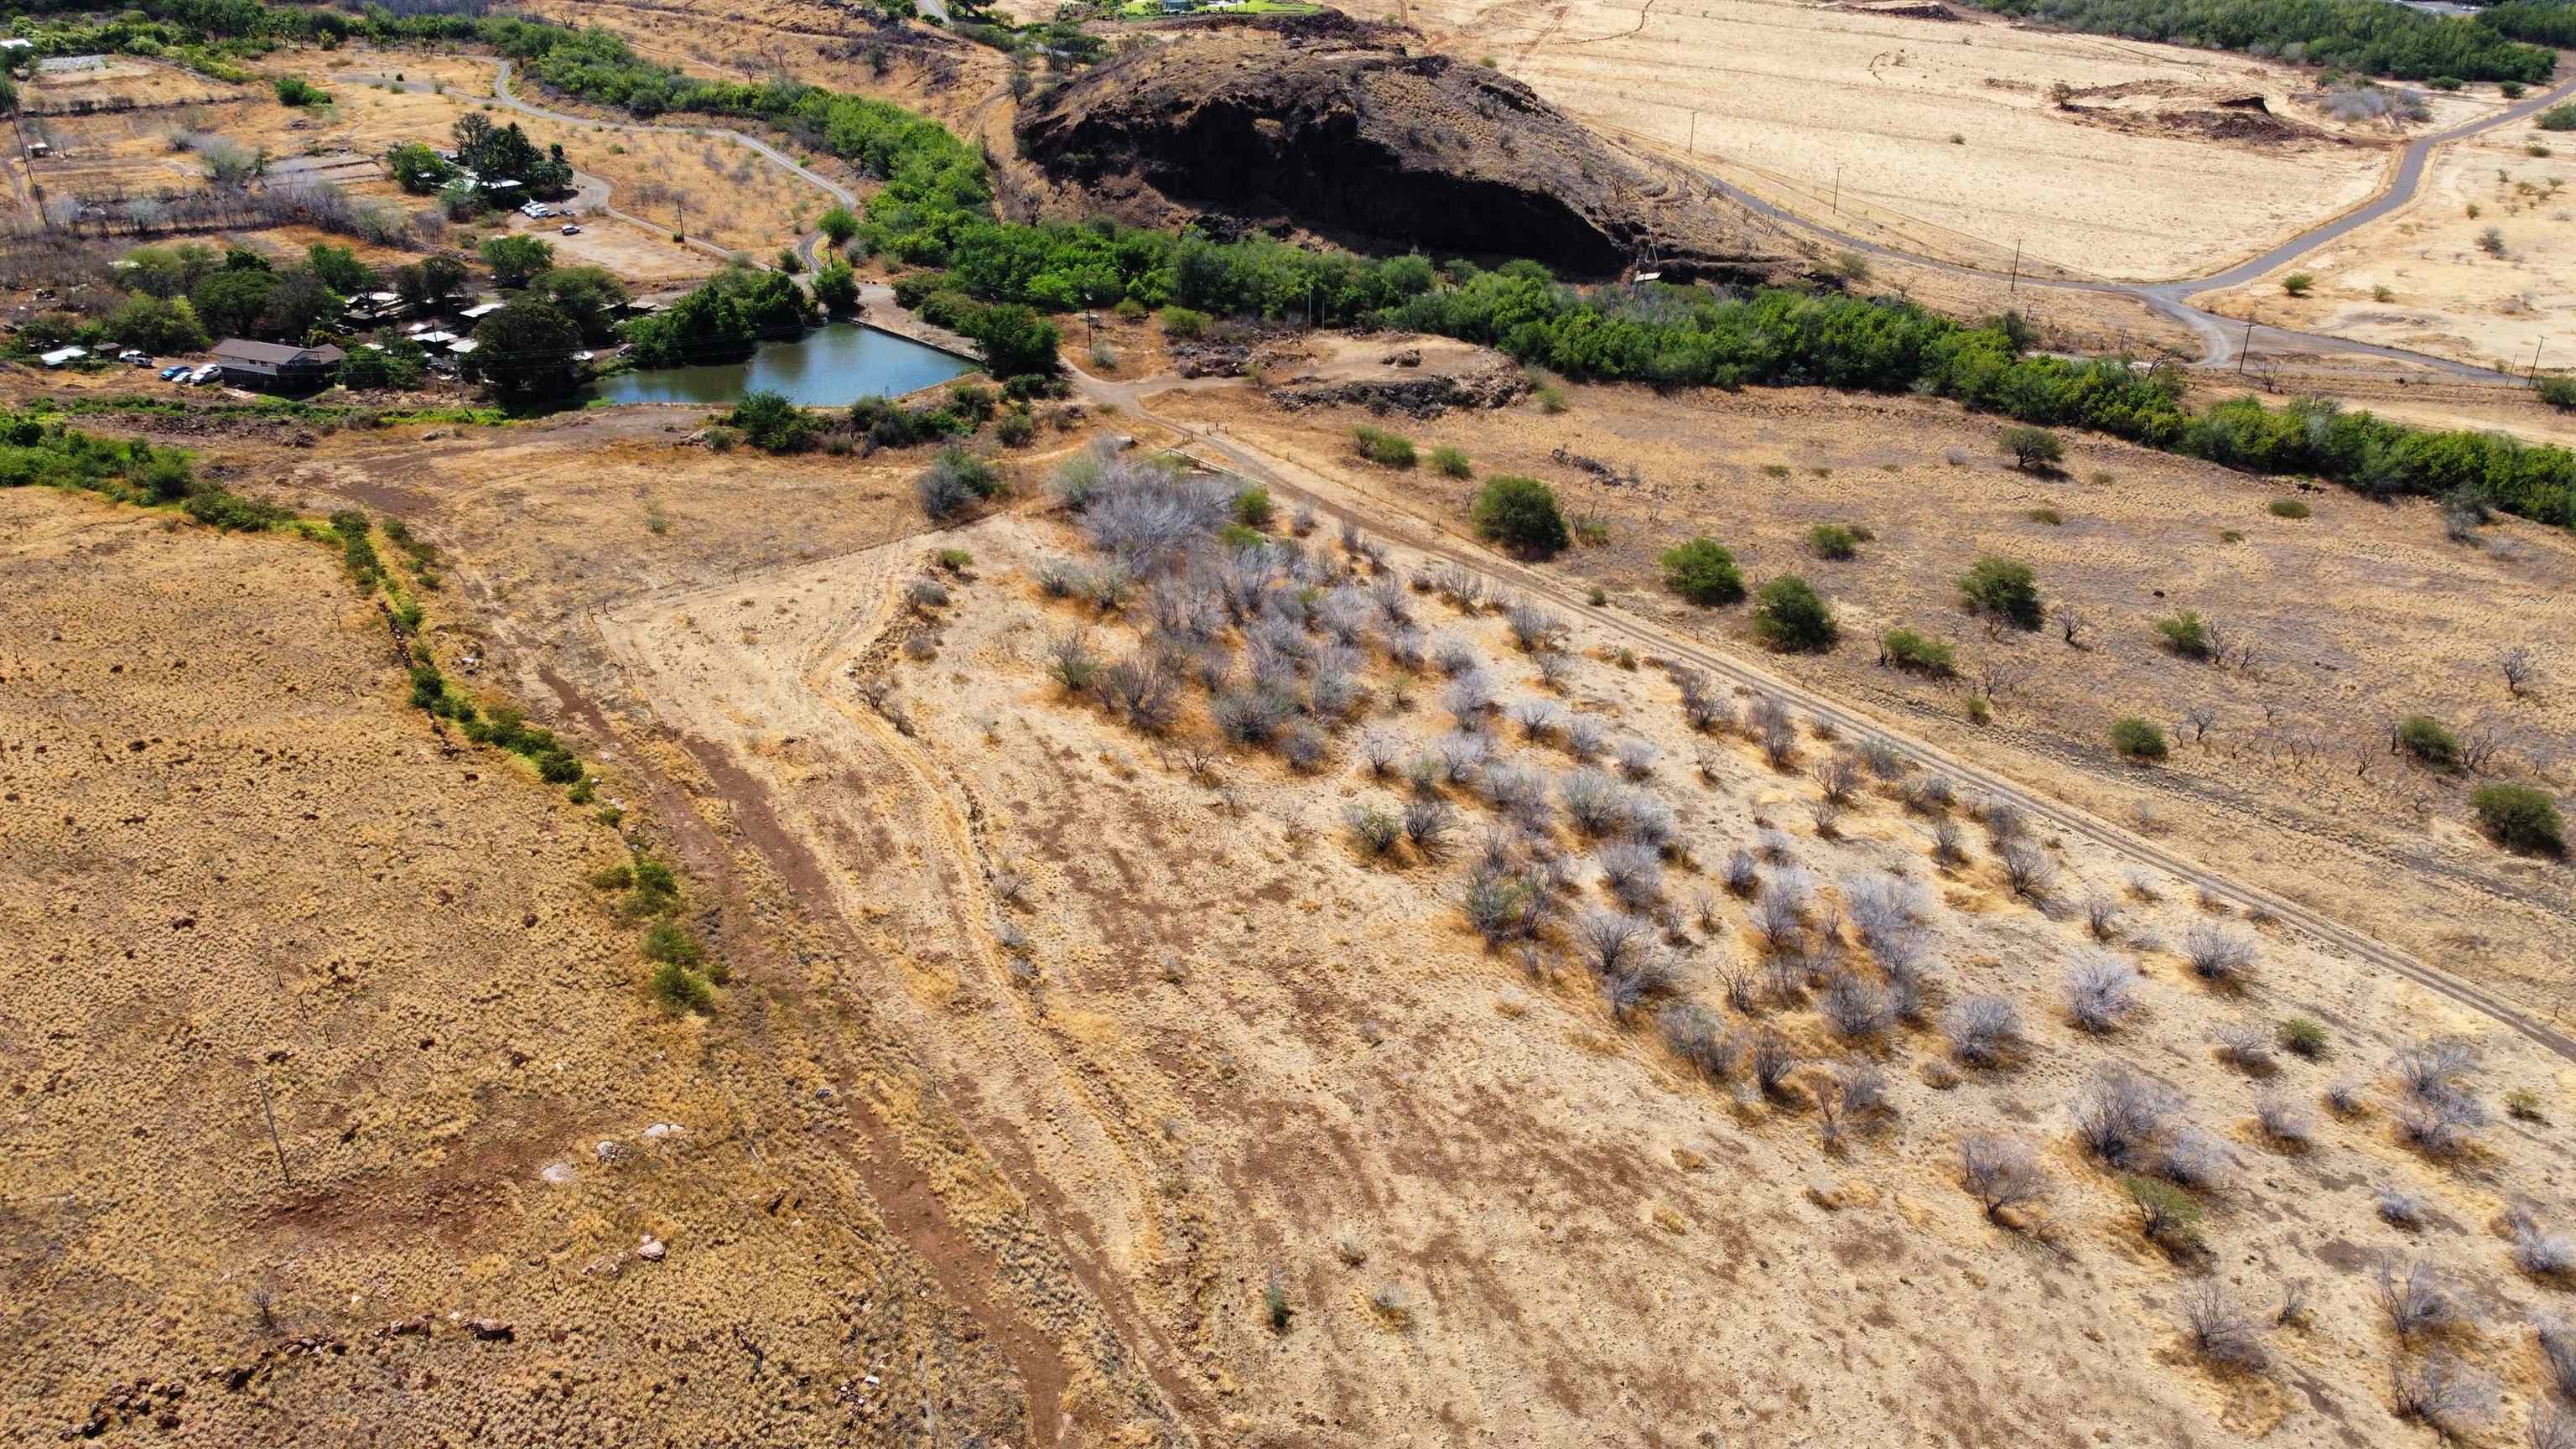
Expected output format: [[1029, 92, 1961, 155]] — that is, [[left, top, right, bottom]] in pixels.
[[1662, 56, 2576, 379]]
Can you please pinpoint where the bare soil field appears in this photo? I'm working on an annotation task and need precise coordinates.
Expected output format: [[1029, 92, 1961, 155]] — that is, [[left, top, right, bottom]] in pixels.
[[1334, 0, 2417, 281], [2198, 109, 2576, 374], [0, 484, 1061, 1444], [1143, 347, 2576, 1025]]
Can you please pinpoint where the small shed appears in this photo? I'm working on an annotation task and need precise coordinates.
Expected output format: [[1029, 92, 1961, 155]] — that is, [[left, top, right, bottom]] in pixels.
[[39, 345, 87, 367]]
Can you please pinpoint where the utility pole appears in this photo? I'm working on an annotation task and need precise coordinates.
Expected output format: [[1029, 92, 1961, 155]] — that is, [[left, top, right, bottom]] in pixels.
[[1687, 110, 1696, 154], [2007, 238, 2020, 294], [258, 1075, 292, 1189], [2238, 315, 2255, 376], [1831, 163, 1842, 216], [2528, 336, 2545, 383]]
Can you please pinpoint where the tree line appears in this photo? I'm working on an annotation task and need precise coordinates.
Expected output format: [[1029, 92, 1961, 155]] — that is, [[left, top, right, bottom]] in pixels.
[[1955, 0, 2554, 82]]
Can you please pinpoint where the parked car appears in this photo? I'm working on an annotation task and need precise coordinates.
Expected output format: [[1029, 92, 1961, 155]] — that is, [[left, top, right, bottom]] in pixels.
[[118, 349, 152, 366], [559, 222, 580, 236], [158, 364, 189, 381], [185, 364, 221, 386]]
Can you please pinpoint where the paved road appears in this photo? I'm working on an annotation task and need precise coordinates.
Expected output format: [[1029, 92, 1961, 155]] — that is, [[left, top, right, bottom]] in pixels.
[[1072, 365, 2576, 1066], [1663, 58, 2576, 379]]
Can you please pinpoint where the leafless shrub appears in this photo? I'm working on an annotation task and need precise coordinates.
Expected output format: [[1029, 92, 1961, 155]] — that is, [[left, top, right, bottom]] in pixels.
[[2216, 1024, 2277, 1075], [1750, 1029, 1799, 1097], [1758, 714, 1800, 769], [1103, 654, 1180, 733], [1930, 815, 1966, 865], [1482, 761, 1550, 828], [1510, 698, 1562, 740], [2256, 1093, 2315, 1149], [2184, 922, 2257, 986], [1944, 994, 2024, 1067], [1961, 1133, 2049, 1222], [2501, 645, 2537, 699], [1717, 963, 1759, 1014], [2327, 1078, 2370, 1116], [1505, 601, 1566, 652], [2073, 1066, 2171, 1166], [1602, 952, 1678, 1021], [1981, 797, 2027, 842], [1535, 650, 1576, 691], [1750, 880, 1809, 953], [1836, 1061, 1893, 1123], [2397, 1038, 2481, 1101], [2277, 1278, 2311, 1328], [1558, 768, 1624, 834], [1597, 840, 1665, 908], [1432, 634, 1481, 677], [1758, 827, 1796, 864], [1821, 972, 1894, 1041], [2377, 1259, 2455, 1343], [2064, 950, 2137, 1032], [1613, 737, 1660, 780], [1722, 848, 1760, 896], [2181, 1281, 2269, 1372], [2513, 1208, 2576, 1280], [2533, 1406, 2576, 1449], [2082, 893, 2119, 941], [1844, 873, 1929, 954], [2392, 1352, 2496, 1439], [2398, 1092, 2487, 1159], [1659, 1002, 1741, 1080], [2536, 1315, 2576, 1400], [1999, 839, 2054, 900], [2376, 1184, 2428, 1228], [1860, 735, 1904, 779], [1402, 797, 1459, 857], [1810, 751, 1864, 806], [1357, 730, 1402, 777], [1808, 797, 1843, 838], [1572, 909, 1652, 978], [1565, 714, 1607, 759], [1436, 731, 1492, 785], [1046, 629, 1104, 696], [1905, 774, 1956, 814], [2158, 1125, 2228, 1191], [1277, 723, 1327, 772], [1623, 792, 1677, 854]]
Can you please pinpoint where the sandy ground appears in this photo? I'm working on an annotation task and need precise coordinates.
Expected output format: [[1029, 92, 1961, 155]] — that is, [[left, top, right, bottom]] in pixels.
[[2198, 108, 2576, 374], [1331, 0, 2409, 281], [0, 363, 2563, 1441], [1145, 351, 2576, 1031]]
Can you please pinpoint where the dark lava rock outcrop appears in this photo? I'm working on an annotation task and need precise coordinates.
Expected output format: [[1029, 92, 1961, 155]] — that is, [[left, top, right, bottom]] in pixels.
[[1016, 29, 1784, 280]]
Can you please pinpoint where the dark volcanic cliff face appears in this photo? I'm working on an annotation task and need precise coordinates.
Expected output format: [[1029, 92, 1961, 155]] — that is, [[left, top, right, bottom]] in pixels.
[[1016, 32, 1776, 279]]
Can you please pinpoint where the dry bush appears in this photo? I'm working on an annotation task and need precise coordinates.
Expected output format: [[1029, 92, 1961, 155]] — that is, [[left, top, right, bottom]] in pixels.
[[2512, 1208, 2576, 1280], [1614, 736, 1660, 780], [1462, 863, 1542, 943], [1998, 839, 2054, 899], [1405, 797, 1458, 858], [1943, 994, 2024, 1067], [1511, 697, 1562, 740], [2398, 1091, 2487, 1159], [1905, 774, 1956, 814], [1436, 731, 1492, 785], [2157, 1126, 2228, 1192], [1344, 802, 1402, 856], [1559, 767, 1625, 834], [2397, 1037, 2481, 1101], [2376, 1184, 2428, 1228], [2255, 1093, 2316, 1149], [2327, 1078, 2370, 1116], [1535, 649, 1575, 691], [1960, 1132, 2048, 1222], [1930, 815, 1967, 865], [2083, 892, 2120, 941], [1659, 1001, 1741, 1080], [2392, 1352, 2496, 1439], [1810, 751, 1864, 805], [2074, 1066, 2171, 1167], [1844, 873, 1929, 954], [1565, 714, 1608, 759], [1597, 839, 1665, 909], [2534, 1407, 2576, 1449], [1357, 730, 1401, 776], [1722, 848, 1761, 896], [1750, 1029, 1799, 1098], [1572, 909, 1653, 977], [2376, 1259, 2455, 1343], [2184, 922, 2257, 986], [1820, 972, 1894, 1041], [2536, 1316, 2576, 1400], [2180, 1282, 2269, 1372], [2064, 950, 2137, 1033], [2215, 1023, 2277, 1075]]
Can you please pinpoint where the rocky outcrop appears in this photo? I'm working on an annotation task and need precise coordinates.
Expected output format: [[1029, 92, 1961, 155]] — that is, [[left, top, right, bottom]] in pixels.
[[1015, 29, 1784, 281]]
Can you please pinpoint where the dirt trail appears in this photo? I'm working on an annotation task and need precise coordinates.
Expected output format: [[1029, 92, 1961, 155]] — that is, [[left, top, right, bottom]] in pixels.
[[1090, 371, 2576, 1069]]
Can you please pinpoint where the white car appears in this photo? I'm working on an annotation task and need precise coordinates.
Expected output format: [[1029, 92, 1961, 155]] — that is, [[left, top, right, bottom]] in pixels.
[[560, 222, 580, 236], [185, 364, 221, 386]]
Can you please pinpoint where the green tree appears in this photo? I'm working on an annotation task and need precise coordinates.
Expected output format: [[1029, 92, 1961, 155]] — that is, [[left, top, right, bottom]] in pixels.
[[394, 253, 470, 312], [527, 265, 630, 342], [625, 283, 756, 367], [2111, 716, 2169, 760], [274, 75, 330, 106], [1753, 575, 1839, 652], [727, 390, 817, 452], [959, 303, 1058, 377], [387, 140, 456, 195], [340, 338, 428, 390], [2474, 783, 2564, 854], [122, 242, 221, 299], [258, 270, 344, 340], [818, 205, 860, 246], [1658, 537, 1746, 605], [2000, 425, 2064, 471], [480, 234, 556, 288], [1470, 475, 1570, 556], [463, 298, 584, 401], [811, 257, 859, 315], [1957, 556, 2044, 631], [104, 294, 210, 354], [188, 268, 280, 338], [2396, 714, 2460, 770], [305, 242, 372, 295]]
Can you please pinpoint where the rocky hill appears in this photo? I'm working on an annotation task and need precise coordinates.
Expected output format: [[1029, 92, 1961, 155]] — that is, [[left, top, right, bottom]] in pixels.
[[1016, 27, 1786, 279]]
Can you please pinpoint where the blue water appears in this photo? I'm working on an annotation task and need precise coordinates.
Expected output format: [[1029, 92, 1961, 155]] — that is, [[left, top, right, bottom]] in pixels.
[[594, 322, 977, 407]]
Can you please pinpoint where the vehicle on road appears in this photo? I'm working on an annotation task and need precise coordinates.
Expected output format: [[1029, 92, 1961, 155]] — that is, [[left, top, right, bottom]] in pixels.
[[158, 364, 189, 382]]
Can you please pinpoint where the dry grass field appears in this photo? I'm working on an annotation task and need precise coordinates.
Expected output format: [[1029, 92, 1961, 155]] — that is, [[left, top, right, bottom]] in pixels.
[[2198, 108, 2576, 374], [1330, 0, 2408, 280], [3, 351, 2569, 1441]]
